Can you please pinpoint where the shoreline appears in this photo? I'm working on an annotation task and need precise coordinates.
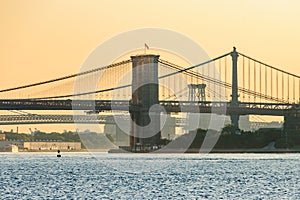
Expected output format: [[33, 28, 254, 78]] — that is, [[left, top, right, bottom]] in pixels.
[[186, 148, 300, 153], [1, 148, 300, 154]]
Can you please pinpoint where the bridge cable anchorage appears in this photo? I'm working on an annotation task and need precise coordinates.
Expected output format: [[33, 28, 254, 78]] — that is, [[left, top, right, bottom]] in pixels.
[[0, 60, 131, 93]]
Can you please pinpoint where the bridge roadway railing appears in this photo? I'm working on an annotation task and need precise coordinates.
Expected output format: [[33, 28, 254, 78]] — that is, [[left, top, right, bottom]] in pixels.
[[0, 114, 185, 126], [0, 99, 299, 116], [160, 101, 300, 115], [0, 99, 128, 110], [0, 114, 121, 125]]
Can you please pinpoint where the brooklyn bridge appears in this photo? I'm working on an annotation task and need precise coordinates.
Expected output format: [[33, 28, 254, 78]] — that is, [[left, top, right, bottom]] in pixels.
[[1, 47, 299, 150]]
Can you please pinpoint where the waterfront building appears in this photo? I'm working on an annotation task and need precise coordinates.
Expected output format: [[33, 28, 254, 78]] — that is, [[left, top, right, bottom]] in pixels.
[[23, 142, 81, 151]]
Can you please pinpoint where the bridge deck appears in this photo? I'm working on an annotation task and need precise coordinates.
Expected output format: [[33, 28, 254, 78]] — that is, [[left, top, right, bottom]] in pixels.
[[0, 99, 299, 116]]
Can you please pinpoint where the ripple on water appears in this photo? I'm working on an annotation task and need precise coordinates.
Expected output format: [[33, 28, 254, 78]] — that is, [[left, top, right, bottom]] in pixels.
[[0, 153, 300, 199]]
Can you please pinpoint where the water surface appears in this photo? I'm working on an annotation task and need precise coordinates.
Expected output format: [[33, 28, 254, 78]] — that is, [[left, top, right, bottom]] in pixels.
[[0, 153, 299, 199]]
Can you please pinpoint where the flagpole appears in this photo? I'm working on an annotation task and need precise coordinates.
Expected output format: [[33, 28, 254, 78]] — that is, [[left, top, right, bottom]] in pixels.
[[144, 43, 149, 54]]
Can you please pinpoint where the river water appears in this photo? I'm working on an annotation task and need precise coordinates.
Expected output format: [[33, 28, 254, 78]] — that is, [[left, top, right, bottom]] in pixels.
[[0, 153, 299, 199]]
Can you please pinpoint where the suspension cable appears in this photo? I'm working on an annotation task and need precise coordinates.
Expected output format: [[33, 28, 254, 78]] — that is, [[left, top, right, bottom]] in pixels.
[[239, 52, 300, 79], [159, 58, 288, 103], [21, 53, 231, 100], [0, 60, 131, 93]]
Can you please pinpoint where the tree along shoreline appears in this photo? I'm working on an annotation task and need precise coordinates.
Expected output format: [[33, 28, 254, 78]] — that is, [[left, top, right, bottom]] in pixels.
[[3, 125, 300, 152], [183, 125, 300, 152]]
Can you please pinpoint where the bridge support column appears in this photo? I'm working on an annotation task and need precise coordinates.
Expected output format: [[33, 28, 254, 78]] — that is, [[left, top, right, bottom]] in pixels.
[[130, 55, 161, 151], [230, 47, 240, 132]]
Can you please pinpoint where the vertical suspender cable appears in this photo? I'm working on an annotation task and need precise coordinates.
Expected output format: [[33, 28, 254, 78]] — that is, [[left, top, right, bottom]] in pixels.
[[207, 63, 210, 98], [219, 59, 221, 79], [120, 63, 128, 100], [254, 62, 256, 101], [190, 64, 193, 85], [243, 56, 245, 100], [270, 67, 273, 100], [282, 72, 284, 101], [248, 58, 250, 101], [293, 76, 295, 103], [168, 64, 171, 98], [163, 65, 166, 98], [225, 57, 227, 99], [276, 70, 278, 100], [265, 65, 267, 102], [259, 64, 262, 102], [174, 65, 177, 100], [219, 59, 221, 100], [201, 61, 204, 85], [213, 61, 215, 98], [287, 75, 290, 102], [115, 65, 119, 100], [128, 62, 131, 99]]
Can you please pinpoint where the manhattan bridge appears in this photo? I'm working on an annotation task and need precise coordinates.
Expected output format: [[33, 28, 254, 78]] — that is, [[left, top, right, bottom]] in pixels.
[[0, 47, 299, 150]]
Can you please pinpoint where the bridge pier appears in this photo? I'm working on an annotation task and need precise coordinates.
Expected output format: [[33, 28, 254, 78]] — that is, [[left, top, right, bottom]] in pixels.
[[129, 55, 161, 151], [284, 111, 300, 131], [230, 114, 240, 133]]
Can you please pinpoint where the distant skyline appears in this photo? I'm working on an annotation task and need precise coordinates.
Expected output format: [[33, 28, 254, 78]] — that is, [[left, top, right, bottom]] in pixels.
[[0, 0, 298, 132]]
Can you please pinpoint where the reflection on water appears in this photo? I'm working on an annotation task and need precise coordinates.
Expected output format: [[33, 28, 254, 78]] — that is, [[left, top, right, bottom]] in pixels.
[[0, 153, 299, 199]]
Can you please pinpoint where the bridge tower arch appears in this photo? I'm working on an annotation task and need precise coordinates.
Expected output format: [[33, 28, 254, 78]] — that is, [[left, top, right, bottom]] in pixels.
[[188, 84, 206, 102]]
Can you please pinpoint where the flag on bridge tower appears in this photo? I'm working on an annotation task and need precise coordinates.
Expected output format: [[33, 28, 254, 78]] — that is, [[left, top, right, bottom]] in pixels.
[[144, 43, 149, 54]]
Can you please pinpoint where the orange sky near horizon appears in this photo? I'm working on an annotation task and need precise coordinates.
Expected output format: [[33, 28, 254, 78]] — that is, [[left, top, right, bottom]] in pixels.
[[0, 0, 299, 132], [1, 0, 300, 89]]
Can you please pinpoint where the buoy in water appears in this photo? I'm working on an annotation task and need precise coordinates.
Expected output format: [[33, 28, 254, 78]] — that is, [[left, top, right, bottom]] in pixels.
[[57, 150, 61, 157]]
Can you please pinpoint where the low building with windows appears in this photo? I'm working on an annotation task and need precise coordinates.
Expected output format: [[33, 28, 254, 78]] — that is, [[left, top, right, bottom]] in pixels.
[[0, 141, 23, 151], [23, 142, 81, 151]]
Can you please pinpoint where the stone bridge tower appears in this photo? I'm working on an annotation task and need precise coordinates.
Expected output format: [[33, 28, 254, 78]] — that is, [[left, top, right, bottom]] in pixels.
[[130, 55, 161, 151]]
